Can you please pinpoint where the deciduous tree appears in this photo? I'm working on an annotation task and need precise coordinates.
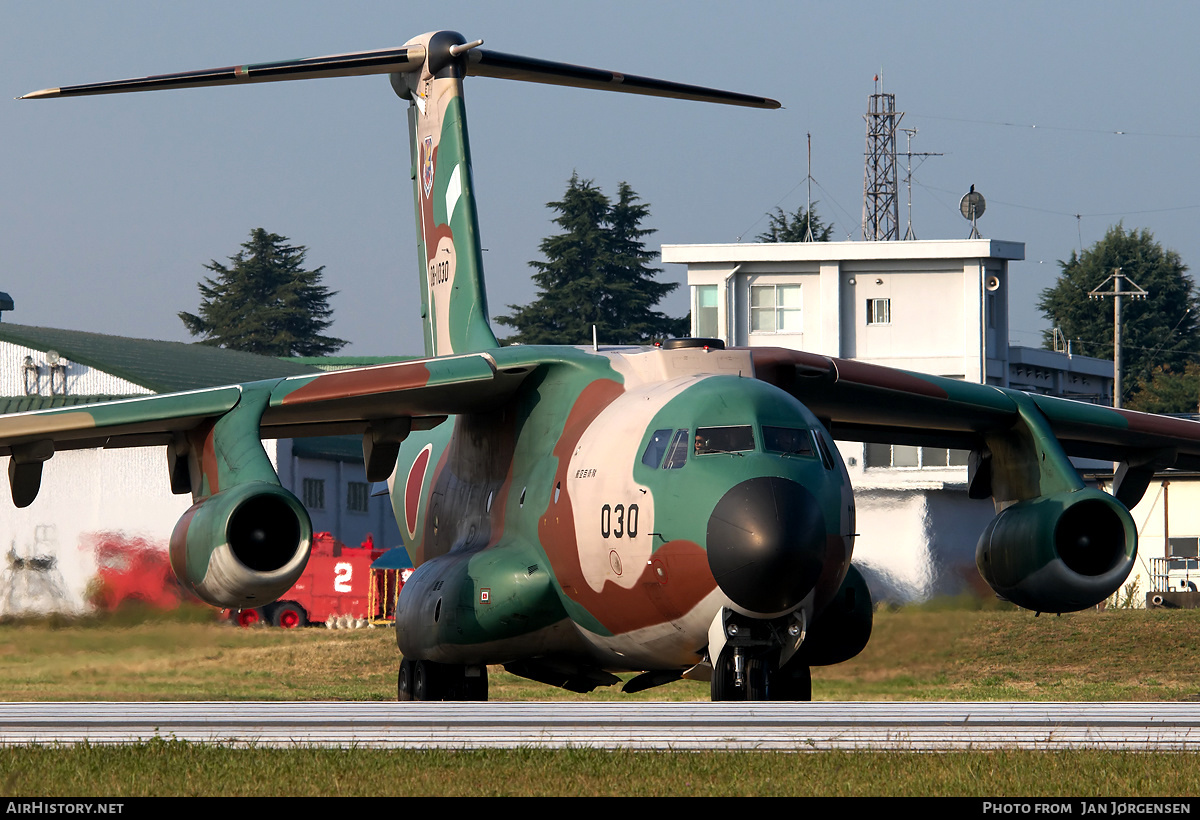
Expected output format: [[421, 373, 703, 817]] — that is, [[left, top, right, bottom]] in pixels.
[[1126, 364, 1200, 414], [1038, 225, 1200, 406]]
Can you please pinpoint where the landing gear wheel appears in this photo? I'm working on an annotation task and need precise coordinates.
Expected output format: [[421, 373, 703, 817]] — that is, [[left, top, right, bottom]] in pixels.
[[711, 650, 772, 701], [770, 661, 812, 701], [406, 660, 489, 701], [413, 660, 438, 701], [743, 658, 769, 700], [710, 650, 737, 701], [235, 608, 263, 628], [272, 602, 306, 629], [460, 666, 488, 701], [397, 660, 414, 701], [712, 649, 758, 701]]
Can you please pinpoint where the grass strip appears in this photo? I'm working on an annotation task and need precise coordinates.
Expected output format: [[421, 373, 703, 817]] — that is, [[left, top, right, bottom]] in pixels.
[[3, 743, 1199, 797]]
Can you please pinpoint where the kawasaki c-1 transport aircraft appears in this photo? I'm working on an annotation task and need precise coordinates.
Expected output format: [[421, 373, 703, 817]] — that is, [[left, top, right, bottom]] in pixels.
[[12, 31, 1200, 701]]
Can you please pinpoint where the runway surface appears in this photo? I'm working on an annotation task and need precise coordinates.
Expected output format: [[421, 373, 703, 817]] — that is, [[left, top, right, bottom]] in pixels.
[[2, 702, 1199, 750]]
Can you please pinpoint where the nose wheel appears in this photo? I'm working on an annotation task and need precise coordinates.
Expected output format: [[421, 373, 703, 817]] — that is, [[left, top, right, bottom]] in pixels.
[[771, 658, 812, 701], [711, 650, 767, 700], [710, 648, 811, 701]]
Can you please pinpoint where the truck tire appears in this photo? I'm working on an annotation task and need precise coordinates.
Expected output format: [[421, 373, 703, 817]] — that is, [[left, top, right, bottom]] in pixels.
[[235, 608, 263, 628], [272, 602, 306, 629]]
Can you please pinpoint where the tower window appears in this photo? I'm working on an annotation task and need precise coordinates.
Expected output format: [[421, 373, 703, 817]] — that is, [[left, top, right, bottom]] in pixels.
[[866, 297, 891, 325], [695, 285, 719, 337], [750, 284, 802, 333]]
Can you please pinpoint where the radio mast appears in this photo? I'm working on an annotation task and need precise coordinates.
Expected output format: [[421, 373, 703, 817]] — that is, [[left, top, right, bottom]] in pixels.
[[862, 75, 901, 241]]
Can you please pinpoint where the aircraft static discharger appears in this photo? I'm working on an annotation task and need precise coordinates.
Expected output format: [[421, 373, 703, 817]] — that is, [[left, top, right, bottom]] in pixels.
[[13, 31, 1200, 700]]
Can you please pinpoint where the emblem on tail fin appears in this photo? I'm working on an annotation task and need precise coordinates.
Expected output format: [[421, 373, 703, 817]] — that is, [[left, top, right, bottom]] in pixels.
[[421, 135, 434, 198]]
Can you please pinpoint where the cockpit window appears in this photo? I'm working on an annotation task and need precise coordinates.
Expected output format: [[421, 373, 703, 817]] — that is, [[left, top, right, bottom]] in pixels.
[[641, 428, 673, 469], [763, 426, 814, 456], [694, 426, 755, 455], [663, 429, 690, 469], [813, 430, 837, 471]]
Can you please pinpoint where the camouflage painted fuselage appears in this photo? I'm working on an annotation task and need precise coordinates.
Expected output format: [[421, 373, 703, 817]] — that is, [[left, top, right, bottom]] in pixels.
[[383, 33, 852, 675], [392, 343, 854, 673]]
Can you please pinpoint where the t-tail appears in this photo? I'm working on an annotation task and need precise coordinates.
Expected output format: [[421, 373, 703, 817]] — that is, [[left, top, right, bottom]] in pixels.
[[22, 31, 779, 357]]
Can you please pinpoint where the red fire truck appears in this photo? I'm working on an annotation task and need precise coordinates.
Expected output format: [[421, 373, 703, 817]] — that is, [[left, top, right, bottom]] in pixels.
[[230, 533, 412, 628], [86, 532, 183, 612]]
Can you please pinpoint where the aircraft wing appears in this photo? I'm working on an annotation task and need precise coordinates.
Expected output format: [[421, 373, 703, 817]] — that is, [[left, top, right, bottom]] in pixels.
[[750, 347, 1200, 506], [0, 352, 531, 505]]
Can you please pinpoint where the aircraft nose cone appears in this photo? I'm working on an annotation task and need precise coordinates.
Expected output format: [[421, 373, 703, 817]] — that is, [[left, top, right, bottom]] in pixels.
[[706, 476, 827, 614]]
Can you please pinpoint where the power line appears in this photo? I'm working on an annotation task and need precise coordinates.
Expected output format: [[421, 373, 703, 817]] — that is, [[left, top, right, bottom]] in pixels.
[[919, 183, 1200, 220], [911, 113, 1200, 141]]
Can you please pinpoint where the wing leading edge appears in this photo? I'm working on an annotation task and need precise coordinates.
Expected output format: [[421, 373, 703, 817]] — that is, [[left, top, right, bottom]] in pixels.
[[0, 352, 532, 506]]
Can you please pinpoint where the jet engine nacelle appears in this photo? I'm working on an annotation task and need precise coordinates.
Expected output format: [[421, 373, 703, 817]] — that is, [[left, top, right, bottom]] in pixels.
[[799, 563, 873, 667], [975, 488, 1136, 612], [168, 481, 312, 609]]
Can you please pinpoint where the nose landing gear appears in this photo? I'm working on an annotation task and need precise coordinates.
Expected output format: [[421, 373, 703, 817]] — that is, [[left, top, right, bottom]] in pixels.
[[708, 607, 813, 701], [710, 646, 812, 701]]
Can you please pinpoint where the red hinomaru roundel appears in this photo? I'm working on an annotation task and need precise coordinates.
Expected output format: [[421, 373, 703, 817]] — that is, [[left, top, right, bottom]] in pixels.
[[404, 444, 433, 539]]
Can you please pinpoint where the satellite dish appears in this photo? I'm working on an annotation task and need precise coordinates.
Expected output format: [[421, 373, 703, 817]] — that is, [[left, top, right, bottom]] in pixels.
[[960, 186, 986, 238]]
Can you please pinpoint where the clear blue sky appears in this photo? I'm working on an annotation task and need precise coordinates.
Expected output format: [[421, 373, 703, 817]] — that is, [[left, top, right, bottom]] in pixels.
[[3, 1, 1198, 356]]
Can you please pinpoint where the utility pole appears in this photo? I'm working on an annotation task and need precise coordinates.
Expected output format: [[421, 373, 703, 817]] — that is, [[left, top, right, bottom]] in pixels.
[[1089, 267, 1148, 408], [804, 132, 815, 241]]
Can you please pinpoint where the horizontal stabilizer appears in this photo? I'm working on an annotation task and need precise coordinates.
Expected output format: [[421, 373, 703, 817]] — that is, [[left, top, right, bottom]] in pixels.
[[467, 50, 781, 109], [21, 34, 780, 110], [20, 46, 427, 98]]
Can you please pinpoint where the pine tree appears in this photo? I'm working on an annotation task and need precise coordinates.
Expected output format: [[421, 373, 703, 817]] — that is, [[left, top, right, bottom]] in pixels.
[[1038, 224, 1200, 406], [495, 175, 685, 344], [756, 204, 833, 243], [179, 228, 346, 357], [604, 182, 688, 340]]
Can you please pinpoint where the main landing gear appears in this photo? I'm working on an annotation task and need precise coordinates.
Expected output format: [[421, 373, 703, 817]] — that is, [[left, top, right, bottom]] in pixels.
[[710, 647, 812, 702], [397, 658, 489, 701]]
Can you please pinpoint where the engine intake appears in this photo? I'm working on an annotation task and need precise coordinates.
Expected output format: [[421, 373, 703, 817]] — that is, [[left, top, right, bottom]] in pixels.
[[976, 488, 1136, 612], [169, 481, 312, 609]]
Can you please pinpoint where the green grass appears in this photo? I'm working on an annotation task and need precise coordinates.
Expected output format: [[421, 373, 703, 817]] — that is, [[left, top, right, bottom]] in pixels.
[[5, 603, 1200, 796], [5, 603, 1200, 702], [812, 606, 1200, 701], [3, 744, 1200, 797]]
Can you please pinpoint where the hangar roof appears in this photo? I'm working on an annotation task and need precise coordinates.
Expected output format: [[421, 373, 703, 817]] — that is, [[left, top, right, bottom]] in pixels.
[[0, 323, 320, 395]]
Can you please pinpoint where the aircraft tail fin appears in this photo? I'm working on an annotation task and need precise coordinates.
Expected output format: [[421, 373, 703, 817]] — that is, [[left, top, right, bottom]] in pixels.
[[22, 31, 779, 357]]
